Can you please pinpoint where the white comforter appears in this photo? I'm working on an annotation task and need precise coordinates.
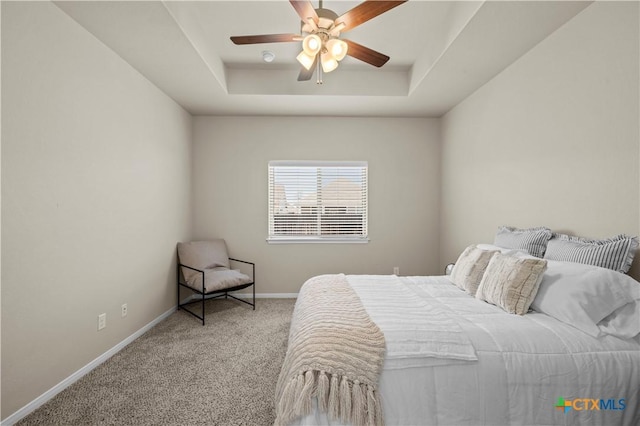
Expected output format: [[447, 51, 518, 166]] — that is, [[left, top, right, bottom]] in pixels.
[[295, 275, 640, 426]]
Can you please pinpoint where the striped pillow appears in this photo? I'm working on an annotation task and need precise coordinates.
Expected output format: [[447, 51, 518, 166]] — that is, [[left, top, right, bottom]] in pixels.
[[544, 234, 638, 274], [494, 226, 552, 258]]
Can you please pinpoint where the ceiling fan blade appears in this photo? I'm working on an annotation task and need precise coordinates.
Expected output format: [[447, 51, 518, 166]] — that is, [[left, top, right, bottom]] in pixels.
[[289, 0, 319, 23], [297, 56, 318, 81], [230, 34, 300, 45], [343, 39, 390, 67], [336, 1, 407, 33]]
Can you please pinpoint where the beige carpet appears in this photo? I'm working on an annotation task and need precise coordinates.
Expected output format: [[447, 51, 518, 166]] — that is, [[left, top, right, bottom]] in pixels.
[[17, 298, 296, 426]]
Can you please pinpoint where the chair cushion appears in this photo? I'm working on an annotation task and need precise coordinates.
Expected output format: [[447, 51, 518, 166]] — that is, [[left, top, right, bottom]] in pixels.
[[178, 240, 230, 282], [185, 268, 253, 293]]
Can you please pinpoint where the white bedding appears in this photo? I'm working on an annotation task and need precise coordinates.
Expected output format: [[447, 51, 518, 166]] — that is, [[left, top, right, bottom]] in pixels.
[[348, 275, 477, 369], [295, 275, 640, 426]]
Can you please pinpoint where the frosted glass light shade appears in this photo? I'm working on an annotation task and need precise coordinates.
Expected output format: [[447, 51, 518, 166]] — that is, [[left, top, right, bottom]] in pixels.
[[321, 51, 338, 73], [302, 34, 322, 56], [326, 39, 348, 61], [297, 51, 316, 70]]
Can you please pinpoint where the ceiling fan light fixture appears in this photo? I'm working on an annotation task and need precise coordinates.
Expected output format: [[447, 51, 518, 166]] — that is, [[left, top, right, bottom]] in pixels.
[[230, 0, 407, 82], [329, 22, 346, 37], [326, 39, 348, 61], [297, 51, 316, 70], [317, 16, 334, 29], [305, 17, 318, 32], [302, 34, 322, 56], [321, 51, 338, 73]]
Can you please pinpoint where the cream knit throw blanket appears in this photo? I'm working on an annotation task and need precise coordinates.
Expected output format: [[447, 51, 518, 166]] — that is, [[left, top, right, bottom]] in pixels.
[[275, 274, 386, 426]]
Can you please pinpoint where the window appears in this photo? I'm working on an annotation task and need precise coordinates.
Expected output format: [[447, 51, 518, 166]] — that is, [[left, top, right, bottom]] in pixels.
[[268, 161, 368, 243]]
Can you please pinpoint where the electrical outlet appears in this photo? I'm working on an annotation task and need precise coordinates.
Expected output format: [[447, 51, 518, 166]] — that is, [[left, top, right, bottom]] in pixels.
[[393, 266, 400, 275], [98, 313, 106, 331], [121, 303, 128, 318]]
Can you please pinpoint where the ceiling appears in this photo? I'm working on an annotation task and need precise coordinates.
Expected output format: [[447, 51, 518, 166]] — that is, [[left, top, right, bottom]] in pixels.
[[54, 1, 592, 117]]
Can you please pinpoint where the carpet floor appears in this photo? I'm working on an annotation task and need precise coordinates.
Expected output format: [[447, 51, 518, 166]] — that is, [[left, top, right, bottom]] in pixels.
[[17, 298, 296, 426]]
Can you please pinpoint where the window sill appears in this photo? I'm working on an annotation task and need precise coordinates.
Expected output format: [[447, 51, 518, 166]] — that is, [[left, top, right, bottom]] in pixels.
[[267, 237, 370, 244]]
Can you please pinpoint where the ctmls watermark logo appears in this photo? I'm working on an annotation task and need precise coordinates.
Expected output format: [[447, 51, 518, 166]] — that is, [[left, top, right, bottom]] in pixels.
[[555, 397, 626, 413]]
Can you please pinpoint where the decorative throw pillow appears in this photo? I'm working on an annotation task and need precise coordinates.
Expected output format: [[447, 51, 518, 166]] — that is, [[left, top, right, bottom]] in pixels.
[[494, 226, 552, 258], [544, 233, 638, 274], [476, 252, 547, 315], [177, 240, 231, 282], [449, 245, 499, 296]]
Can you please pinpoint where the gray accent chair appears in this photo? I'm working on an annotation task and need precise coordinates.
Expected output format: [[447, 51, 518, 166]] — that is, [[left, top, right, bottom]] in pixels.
[[177, 239, 255, 325]]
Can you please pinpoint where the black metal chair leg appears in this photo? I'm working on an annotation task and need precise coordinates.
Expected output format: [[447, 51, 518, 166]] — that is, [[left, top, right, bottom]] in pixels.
[[176, 264, 180, 311], [201, 291, 205, 326]]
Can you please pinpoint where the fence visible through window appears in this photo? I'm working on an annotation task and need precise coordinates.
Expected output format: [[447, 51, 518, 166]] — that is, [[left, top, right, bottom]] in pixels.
[[268, 161, 368, 242]]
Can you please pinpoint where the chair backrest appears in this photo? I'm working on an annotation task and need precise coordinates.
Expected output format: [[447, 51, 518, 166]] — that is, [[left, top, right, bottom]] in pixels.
[[177, 239, 230, 282]]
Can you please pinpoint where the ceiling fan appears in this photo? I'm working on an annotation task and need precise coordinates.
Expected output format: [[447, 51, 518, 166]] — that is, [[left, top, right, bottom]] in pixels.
[[230, 0, 407, 83]]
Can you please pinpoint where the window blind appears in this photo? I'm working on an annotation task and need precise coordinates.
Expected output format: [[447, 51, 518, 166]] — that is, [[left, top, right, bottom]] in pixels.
[[268, 161, 368, 242]]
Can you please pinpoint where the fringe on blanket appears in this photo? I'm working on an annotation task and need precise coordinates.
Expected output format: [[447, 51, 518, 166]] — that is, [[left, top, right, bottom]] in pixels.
[[275, 370, 383, 426]]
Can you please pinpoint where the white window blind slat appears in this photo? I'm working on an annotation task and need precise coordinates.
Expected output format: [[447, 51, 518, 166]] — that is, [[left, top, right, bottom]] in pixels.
[[268, 161, 368, 242]]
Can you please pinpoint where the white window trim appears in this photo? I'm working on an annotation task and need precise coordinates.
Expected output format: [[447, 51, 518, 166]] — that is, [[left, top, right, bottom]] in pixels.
[[267, 160, 369, 244], [266, 237, 370, 244]]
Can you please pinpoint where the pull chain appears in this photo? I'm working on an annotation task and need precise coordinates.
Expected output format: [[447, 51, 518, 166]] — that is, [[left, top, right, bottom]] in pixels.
[[316, 58, 323, 84]]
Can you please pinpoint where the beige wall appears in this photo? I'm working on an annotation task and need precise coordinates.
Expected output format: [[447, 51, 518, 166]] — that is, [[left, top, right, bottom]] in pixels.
[[1, 2, 192, 419], [192, 116, 441, 293], [2, 0, 639, 422], [440, 1, 640, 278]]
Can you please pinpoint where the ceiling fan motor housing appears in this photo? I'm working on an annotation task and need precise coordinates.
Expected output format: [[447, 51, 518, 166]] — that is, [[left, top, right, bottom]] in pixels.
[[302, 8, 340, 39]]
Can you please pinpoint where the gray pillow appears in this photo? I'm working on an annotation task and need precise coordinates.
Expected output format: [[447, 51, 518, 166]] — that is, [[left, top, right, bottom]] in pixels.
[[544, 233, 638, 274], [449, 245, 498, 296], [494, 226, 552, 258], [476, 253, 547, 315], [177, 240, 231, 282], [186, 268, 252, 293]]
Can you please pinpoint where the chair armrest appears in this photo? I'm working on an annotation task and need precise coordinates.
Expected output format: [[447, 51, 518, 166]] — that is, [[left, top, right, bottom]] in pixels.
[[178, 263, 206, 292], [229, 258, 255, 282]]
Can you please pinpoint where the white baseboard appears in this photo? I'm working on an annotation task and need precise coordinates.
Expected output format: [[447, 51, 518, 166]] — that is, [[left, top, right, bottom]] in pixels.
[[240, 293, 298, 299], [1, 307, 176, 426], [181, 292, 298, 304]]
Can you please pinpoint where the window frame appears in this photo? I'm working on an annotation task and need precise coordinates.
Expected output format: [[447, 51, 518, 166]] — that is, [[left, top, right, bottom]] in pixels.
[[267, 160, 369, 244]]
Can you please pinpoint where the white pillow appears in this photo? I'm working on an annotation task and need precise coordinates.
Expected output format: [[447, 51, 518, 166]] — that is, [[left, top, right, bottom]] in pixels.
[[530, 260, 640, 339], [598, 301, 640, 339]]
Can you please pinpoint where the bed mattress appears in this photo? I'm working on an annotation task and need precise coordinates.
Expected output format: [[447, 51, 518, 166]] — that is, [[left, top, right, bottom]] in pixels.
[[294, 275, 640, 426]]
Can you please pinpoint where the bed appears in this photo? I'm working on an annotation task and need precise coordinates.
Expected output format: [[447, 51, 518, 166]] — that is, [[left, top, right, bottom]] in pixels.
[[274, 229, 640, 426]]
